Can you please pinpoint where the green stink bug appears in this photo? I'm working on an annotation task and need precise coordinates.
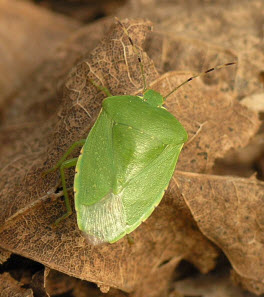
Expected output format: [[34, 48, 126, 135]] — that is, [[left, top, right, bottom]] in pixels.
[[45, 19, 236, 244]]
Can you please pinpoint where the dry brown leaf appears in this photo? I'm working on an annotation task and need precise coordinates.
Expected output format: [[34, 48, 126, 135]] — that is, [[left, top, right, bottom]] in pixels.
[[214, 133, 264, 178], [0, 272, 33, 297], [173, 269, 256, 297], [145, 30, 238, 83], [0, 17, 112, 176], [30, 270, 49, 297], [0, 248, 11, 264], [175, 171, 264, 294], [0, 0, 80, 104], [231, 269, 264, 296], [241, 93, 264, 113], [119, 0, 264, 99], [44, 268, 127, 297], [44, 268, 78, 296], [0, 18, 260, 296], [37, 0, 126, 22]]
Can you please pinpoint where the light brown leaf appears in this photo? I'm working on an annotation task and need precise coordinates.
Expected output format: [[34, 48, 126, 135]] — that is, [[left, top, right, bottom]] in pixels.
[[231, 269, 264, 296], [175, 171, 264, 293], [0, 0, 80, 104], [241, 93, 264, 113], [120, 0, 264, 98]]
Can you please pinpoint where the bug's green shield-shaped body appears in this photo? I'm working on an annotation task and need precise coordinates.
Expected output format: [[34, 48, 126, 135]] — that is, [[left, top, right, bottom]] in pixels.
[[74, 95, 187, 244]]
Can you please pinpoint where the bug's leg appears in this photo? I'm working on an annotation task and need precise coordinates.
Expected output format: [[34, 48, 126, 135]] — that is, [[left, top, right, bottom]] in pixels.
[[88, 79, 112, 97], [43, 139, 86, 176], [54, 157, 78, 226]]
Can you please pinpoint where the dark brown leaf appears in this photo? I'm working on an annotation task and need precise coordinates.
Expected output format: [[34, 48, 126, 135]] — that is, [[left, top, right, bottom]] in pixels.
[[0, 273, 33, 297]]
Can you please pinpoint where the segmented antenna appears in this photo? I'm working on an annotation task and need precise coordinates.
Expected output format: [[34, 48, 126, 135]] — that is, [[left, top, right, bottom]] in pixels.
[[164, 62, 237, 99], [115, 17, 147, 93]]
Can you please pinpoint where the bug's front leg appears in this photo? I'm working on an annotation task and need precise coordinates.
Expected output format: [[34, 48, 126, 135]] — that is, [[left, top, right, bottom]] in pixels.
[[54, 157, 78, 226]]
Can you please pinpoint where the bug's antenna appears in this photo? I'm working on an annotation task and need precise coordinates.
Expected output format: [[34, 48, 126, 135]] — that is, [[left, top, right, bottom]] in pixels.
[[115, 17, 147, 93], [164, 62, 237, 100]]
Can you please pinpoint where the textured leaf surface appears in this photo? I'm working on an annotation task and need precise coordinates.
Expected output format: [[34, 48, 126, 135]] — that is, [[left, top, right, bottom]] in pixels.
[[175, 171, 264, 293]]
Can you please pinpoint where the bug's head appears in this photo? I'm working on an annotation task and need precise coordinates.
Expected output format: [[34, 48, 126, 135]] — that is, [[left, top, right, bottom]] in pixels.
[[143, 89, 164, 107]]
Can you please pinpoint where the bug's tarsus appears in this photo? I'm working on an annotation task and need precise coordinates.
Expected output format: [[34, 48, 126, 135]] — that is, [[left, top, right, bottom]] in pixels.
[[115, 17, 147, 93], [164, 62, 237, 100]]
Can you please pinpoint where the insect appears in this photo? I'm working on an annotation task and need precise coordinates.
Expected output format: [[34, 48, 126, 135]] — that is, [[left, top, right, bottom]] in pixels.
[[44, 19, 236, 244]]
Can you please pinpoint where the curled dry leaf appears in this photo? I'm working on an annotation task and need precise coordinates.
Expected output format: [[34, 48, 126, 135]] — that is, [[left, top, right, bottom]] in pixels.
[[0, 19, 260, 296], [175, 171, 264, 294]]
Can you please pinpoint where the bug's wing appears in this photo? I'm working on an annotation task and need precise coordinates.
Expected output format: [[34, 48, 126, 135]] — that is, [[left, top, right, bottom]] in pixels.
[[74, 110, 123, 244], [76, 190, 126, 245], [75, 110, 114, 206]]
